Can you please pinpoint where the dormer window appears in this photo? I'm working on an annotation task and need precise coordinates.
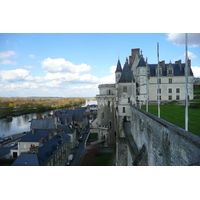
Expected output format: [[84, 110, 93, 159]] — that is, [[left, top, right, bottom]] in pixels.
[[169, 69, 173, 75], [167, 63, 174, 76], [156, 67, 162, 76]]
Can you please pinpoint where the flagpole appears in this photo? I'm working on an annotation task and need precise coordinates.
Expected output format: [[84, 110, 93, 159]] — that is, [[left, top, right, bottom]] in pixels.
[[157, 43, 160, 118], [146, 57, 149, 112], [185, 33, 188, 131]]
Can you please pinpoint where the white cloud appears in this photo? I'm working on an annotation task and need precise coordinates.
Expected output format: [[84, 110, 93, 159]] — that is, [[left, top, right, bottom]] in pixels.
[[191, 66, 200, 77], [45, 72, 99, 84], [21, 65, 34, 69], [110, 65, 116, 74], [4, 82, 41, 91], [0, 59, 17, 65], [167, 33, 200, 47], [180, 51, 197, 61], [41, 58, 91, 73], [0, 51, 16, 59], [0, 69, 30, 82], [28, 54, 35, 59], [99, 74, 115, 84]]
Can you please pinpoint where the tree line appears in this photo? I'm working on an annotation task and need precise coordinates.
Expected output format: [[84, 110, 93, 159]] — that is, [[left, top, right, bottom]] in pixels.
[[0, 97, 86, 119]]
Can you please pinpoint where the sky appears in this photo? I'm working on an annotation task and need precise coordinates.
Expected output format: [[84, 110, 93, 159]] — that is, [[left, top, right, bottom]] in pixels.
[[0, 1, 199, 98], [0, 33, 200, 97]]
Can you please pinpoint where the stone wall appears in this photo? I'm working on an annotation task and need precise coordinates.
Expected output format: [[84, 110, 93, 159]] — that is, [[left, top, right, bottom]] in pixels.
[[128, 105, 200, 166]]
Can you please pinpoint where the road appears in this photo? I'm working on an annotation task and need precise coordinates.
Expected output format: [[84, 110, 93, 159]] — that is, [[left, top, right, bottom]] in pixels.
[[0, 133, 25, 159], [70, 129, 89, 166], [0, 144, 17, 159]]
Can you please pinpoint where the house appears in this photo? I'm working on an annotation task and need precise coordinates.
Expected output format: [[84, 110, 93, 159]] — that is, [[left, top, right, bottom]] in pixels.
[[11, 130, 71, 166]]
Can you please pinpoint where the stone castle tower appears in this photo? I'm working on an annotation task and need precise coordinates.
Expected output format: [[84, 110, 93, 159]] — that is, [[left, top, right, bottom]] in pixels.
[[96, 48, 194, 165]]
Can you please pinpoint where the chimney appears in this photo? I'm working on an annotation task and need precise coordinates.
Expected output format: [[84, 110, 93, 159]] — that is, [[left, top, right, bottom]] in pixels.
[[129, 48, 140, 66], [39, 138, 44, 147], [60, 128, 63, 137], [53, 116, 58, 128], [175, 60, 182, 70], [159, 60, 165, 69], [49, 132, 53, 139], [65, 117, 68, 125], [188, 59, 191, 68], [37, 114, 42, 119]]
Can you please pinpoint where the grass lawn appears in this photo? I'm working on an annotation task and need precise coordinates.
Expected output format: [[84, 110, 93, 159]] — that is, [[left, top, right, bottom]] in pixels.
[[80, 152, 115, 166], [94, 152, 115, 166], [142, 104, 200, 137], [189, 99, 200, 102], [88, 133, 98, 140]]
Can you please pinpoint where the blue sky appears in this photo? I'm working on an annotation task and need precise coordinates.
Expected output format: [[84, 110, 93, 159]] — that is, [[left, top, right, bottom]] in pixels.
[[0, 33, 200, 97]]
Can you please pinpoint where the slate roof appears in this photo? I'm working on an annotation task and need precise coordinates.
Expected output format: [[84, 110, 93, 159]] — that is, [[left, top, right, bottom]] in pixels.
[[137, 56, 146, 67], [11, 154, 39, 166], [118, 62, 135, 83], [58, 124, 74, 134], [19, 129, 54, 142], [13, 132, 70, 166], [59, 114, 73, 124], [37, 132, 70, 166], [75, 107, 87, 111], [64, 109, 85, 121], [115, 59, 122, 72], [31, 119, 56, 129], [148, 63, 193, 76]]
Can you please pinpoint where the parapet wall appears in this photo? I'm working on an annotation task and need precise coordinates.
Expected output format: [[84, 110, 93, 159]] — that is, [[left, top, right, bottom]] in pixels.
[[129, 105, 200, 166]]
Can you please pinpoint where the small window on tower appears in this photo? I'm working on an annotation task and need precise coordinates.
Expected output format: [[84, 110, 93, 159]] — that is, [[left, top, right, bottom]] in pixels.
[[168, 88, 172, 93], [123, 107, 126, 113], [123, 86, 127, 92]]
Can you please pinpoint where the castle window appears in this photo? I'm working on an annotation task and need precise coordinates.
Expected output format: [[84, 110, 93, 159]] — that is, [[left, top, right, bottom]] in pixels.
[[123, 86, 127, 92], [168, 88, 172, 93], [128, 97, 130, 103], [168, 69, 173, 75], [157, 89, 161, 93], [157, 96, 161, 100], [176, 88, 180, 93], [108, 101, 110, 108], [176, 95, 180, 100], [123, 107, 126, 113], [169, 78, 172, 84], [168, 95, 172, 100]]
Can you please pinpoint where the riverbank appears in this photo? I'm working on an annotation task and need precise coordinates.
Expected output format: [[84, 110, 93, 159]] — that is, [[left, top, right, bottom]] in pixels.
[[0, 97, 86, 119]]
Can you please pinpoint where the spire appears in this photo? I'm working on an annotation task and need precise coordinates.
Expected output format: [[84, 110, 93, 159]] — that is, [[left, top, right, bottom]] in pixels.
[[115, 59, 122, 72], [118, 61, 135, 83], [138, 55, 146, 67]]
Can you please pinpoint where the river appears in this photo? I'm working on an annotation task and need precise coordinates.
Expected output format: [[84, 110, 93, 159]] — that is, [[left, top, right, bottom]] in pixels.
[[0, 99, 97, 138]]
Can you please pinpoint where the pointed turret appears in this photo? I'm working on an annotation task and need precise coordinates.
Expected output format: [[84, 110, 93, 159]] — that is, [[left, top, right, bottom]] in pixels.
[[115, 59, 122, 83], [115, 59, 122, 72], [137, 55, 146, 67], [118, 60, 134, 83]]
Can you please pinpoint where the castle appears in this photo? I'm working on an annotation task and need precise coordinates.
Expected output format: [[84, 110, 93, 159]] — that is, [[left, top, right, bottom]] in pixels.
[[96, 48, 200, 166]]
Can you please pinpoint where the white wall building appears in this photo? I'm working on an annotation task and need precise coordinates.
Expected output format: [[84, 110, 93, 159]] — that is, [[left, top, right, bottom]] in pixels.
[[96, 48, 194, 149]]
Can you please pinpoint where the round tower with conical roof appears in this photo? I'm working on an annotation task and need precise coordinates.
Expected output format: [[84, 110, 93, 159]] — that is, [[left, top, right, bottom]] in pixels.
[[115, 59, 122, 83], [136, 55, 148, 107]]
